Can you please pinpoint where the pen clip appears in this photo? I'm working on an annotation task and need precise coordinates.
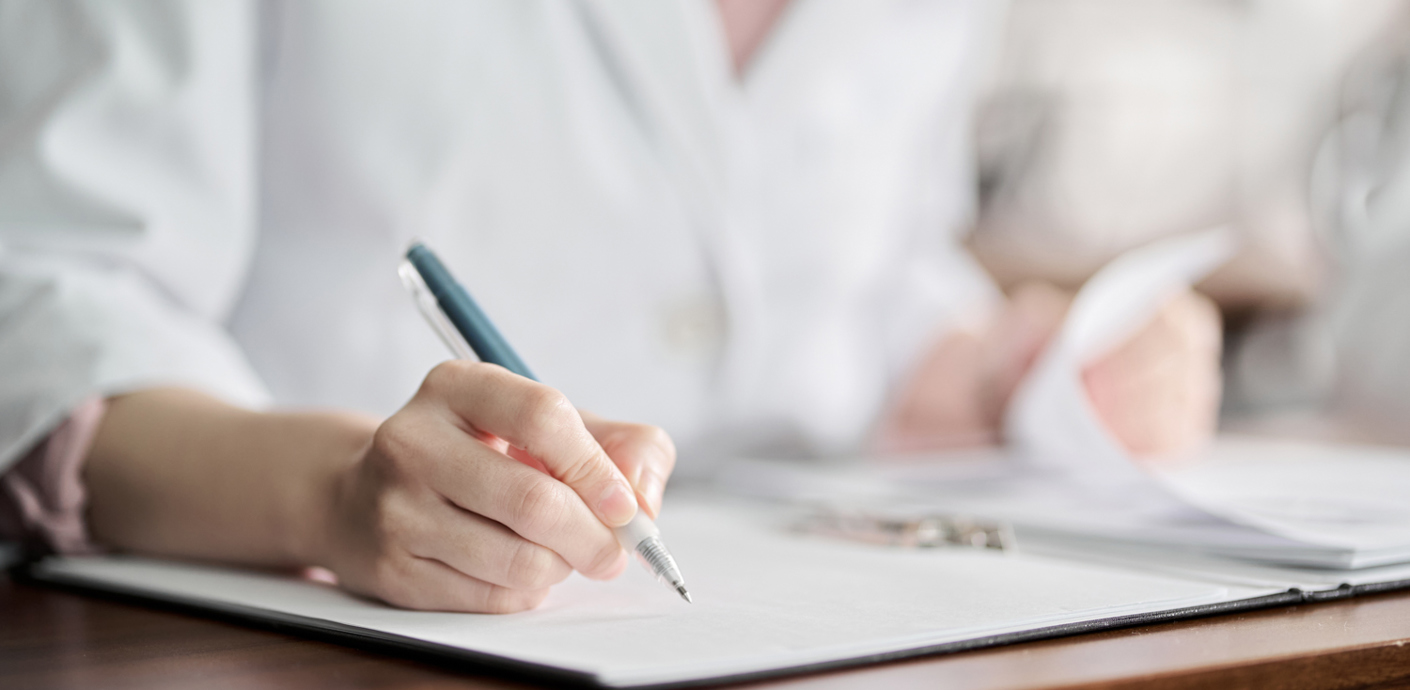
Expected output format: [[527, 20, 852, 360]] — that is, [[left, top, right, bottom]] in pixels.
[[399, 259, 476, 361]]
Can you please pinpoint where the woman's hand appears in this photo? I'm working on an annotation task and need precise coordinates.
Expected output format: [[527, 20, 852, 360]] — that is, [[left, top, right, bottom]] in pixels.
[[878, 282, 1222, 459], [1082, 288, 1223, 459], [84, 363, 675, 615], [319, 361, 676, 613]]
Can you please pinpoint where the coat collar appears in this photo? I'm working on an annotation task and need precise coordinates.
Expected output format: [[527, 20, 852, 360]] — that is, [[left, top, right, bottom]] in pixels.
[[572, 0, 904, 209]]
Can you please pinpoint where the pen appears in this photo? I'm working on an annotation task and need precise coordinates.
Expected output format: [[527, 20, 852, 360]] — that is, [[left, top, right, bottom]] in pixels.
[[399, 242, 692, 603]]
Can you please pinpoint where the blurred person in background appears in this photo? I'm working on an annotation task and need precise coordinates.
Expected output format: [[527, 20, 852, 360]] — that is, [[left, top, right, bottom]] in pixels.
[[967, 0, 1410, 436], [0, 0, 1220, 613]]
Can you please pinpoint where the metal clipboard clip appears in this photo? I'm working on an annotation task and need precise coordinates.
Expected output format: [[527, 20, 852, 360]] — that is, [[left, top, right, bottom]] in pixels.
[[796, 509, 1016, 552]]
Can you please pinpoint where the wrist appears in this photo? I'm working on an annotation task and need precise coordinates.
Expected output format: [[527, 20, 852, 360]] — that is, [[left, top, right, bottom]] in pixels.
[[276, 411, 378, 569]]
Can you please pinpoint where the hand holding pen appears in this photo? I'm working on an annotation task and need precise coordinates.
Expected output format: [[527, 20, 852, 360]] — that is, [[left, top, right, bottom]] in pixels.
[[310, 246, 681, 613], [395, 243, 691, 603]]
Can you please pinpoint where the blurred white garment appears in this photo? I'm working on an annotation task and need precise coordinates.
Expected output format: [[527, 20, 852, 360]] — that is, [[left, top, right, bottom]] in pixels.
[[0, 0, 999, 471]]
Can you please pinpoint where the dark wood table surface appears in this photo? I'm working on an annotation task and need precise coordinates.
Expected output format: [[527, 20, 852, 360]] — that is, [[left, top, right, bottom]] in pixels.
[[4, 571, 1410, 690]]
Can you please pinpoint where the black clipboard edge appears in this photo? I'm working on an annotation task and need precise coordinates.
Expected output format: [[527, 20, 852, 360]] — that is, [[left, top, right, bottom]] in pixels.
[[17, 561, 1410, 689], [643, 579, 1410, 690]]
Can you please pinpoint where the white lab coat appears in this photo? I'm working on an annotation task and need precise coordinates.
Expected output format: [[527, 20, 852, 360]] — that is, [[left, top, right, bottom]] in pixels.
[[0, 0, 998, 472]]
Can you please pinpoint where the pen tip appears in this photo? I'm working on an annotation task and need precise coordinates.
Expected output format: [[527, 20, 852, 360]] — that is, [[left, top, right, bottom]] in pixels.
[[678, 585, 692, 603]]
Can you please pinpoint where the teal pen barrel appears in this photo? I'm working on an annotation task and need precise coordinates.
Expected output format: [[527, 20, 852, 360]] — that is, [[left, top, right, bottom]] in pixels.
[[405, 244, 537, 381]]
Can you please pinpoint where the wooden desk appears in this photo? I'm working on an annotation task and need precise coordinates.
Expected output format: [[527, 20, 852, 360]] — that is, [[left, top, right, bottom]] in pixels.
[[3, 573, 1410, 690]]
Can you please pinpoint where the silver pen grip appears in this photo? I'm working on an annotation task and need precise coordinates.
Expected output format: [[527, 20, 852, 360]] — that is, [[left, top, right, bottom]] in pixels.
[[614, 512, 691, 602]]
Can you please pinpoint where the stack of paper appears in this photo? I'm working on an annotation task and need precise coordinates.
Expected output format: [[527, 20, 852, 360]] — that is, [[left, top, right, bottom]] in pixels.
[[718, 436, 1410, 574], [1003, 228, 1410, 572]]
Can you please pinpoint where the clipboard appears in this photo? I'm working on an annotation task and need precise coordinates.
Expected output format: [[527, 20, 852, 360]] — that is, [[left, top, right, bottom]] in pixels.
[[20, 497, 1409, 689]]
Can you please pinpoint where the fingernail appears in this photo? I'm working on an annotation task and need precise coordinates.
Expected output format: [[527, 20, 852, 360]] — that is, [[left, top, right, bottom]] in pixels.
[[597, 482, 638, 526], [639, 472, 664, 516]]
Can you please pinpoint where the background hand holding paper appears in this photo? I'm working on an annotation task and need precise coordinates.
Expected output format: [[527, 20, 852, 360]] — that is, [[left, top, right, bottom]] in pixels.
[[1006, 228, 1238, 484]]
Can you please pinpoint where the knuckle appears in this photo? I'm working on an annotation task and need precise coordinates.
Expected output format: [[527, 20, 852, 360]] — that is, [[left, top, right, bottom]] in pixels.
[[506, 539, 546, 587], [422, 360, 463, 396], [506, 477, 567, 537], [556, 446, 607, 490], [371, 418, 414, 469], [505, 540, 562, 589], [520, 387, 574, 438], [422, 360, 497, 400]]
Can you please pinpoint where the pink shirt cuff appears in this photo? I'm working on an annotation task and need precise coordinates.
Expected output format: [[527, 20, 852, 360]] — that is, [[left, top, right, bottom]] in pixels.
[[0, 397, 106, 556]]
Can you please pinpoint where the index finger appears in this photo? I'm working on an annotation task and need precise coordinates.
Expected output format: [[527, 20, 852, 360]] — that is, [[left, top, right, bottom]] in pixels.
[[421, 361, 639, 527]]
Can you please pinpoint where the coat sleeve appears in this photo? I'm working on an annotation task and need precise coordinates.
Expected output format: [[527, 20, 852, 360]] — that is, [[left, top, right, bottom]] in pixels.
[[0, 0, 270, 471]]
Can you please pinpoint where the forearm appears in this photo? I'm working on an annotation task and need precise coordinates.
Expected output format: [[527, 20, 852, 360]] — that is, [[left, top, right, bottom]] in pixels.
[[83, 388, 377, 568]]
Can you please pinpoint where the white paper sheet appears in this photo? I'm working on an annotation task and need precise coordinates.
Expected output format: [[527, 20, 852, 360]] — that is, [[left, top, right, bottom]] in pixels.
[[1156, 436, 1410, 563], [1005, 227, 1236, 495], [995, 228, 1410, 567], [32, 498, 1270, 688], [1019, 531, 1410, 591]]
